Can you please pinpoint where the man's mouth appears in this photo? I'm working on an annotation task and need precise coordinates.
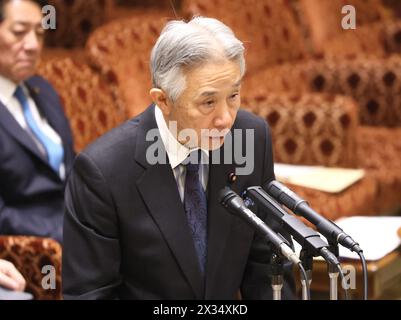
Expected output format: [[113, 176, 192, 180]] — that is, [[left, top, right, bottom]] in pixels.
[[18, 60, 34, 65], [17, 59, 36, 66], [209, 135, 225, 139]]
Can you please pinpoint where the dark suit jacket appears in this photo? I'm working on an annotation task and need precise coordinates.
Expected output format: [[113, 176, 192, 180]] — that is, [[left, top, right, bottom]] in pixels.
[[62, 104, 295, 299], [0, 76, 75, 243]]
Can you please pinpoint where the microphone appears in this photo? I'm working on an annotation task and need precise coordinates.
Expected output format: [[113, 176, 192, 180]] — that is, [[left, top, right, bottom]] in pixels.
[[219, 187, 300, 265], [266, 180, 362, 253], [243, 186, 340, 267]]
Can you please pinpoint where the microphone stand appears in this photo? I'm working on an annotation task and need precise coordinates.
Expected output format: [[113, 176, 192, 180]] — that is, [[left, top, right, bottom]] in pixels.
[[300, 249, 313, 300], [328, 242, 340, 300], [270, 253, 284, 300]]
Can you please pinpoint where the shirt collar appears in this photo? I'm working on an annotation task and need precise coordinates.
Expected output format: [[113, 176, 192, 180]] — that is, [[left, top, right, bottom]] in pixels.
[[154, 105, 209, 169], [0, 75, 19, 107]]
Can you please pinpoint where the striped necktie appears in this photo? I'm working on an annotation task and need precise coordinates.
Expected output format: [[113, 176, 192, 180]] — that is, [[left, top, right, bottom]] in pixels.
[[14, 85, 64, 174]]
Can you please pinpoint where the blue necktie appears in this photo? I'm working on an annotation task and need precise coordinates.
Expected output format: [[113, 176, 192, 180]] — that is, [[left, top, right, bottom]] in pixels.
[[14, 85, 64, 174], [183, 151, 208, 274]]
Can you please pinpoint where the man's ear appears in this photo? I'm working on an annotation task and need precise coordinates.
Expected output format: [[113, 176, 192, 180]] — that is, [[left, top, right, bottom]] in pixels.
[[149, 88, 172, 116]]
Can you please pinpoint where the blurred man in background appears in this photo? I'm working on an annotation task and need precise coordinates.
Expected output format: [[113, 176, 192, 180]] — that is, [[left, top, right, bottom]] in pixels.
[[0, 0, 75, 243]]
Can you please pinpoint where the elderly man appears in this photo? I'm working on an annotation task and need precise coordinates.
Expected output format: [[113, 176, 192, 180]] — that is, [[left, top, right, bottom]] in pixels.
[[62, 17, 295, 299], [0, 0, 75, 243]]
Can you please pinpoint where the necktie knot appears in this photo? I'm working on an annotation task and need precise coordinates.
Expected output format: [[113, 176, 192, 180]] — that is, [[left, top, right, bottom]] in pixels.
[[14, 85, 28, 107], [186, 162, 199, 173], [183, 149, 202, 172], [13, 83, 64, 175]]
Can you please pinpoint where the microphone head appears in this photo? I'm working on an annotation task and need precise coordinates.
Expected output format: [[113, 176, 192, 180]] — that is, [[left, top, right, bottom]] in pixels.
[[219, 187, 237, 206], [267, 180, 285, 197]]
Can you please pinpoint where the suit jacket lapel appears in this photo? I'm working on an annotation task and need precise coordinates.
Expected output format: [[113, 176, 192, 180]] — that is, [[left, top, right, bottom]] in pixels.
[[134, 105, 205, 298], [25, 79, 74, 175], [25, 80, 69, 147], [0, 100, 48, 164]]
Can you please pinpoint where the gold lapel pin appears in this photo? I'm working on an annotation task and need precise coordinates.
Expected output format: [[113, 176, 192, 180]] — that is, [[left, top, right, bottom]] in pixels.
[[228, 172, 237, 184]]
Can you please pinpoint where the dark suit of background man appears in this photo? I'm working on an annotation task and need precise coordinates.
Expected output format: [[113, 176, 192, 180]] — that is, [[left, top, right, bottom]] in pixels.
[[0, 0, 75, 243], [62, 17, 295, 299]]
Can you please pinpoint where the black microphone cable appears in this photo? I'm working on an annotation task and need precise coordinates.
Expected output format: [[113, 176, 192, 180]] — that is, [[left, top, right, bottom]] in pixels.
[[336, 263, 349, 300], [298, 262, 311, 300], [358, 251, 368, 300]]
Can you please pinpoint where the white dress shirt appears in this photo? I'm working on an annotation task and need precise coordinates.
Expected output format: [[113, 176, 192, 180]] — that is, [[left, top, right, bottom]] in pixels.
[[155, 105, 209, 202], [0, 75, 65, 180]]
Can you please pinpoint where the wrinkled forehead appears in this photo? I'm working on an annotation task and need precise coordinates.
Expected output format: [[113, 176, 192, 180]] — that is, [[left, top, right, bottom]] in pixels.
[[183, 60, 242, 90]]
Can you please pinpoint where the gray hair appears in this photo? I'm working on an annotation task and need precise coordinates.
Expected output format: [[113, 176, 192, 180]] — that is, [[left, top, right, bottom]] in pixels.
[[150, 16, 246, 102]]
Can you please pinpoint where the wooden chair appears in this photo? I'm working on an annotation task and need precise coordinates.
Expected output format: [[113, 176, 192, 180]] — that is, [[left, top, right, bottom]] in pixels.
[[0, 236, 62, 300], [38, 57, 126, 152]]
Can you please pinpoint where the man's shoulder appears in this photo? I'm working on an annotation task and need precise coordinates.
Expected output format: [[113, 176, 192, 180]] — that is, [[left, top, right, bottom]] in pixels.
[[234, 108, 266, 130], [80, 107, 151, 164], [26, 75, 55, 93], [25, 75, 64, 104], [84, 118, 141, 159]]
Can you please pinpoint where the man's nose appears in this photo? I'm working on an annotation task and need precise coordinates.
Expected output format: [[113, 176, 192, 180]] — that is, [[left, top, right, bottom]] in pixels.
[[23, 30, 41, 52], [214, 103, 234, 128]]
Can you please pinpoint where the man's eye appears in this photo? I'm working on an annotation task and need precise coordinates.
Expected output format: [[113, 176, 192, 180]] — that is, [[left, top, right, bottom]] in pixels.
[[204, 100, 215, 107], [12, 30, 27, 36], [229, 93, 239, 101]]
